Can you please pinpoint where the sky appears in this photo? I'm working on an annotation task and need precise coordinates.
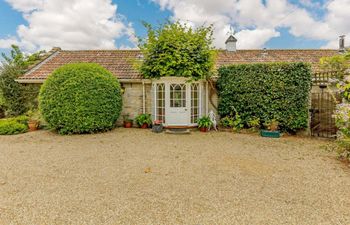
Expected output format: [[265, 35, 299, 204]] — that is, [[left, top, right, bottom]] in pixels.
[[0, 0, 349, 55]]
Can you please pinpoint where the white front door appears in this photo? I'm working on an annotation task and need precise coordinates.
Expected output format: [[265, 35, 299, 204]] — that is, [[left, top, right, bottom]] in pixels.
[[166, 83, 190, 126]]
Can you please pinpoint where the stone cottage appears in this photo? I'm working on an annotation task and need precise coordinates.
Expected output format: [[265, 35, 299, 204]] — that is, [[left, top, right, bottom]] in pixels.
[[16, 36, 342, 128]]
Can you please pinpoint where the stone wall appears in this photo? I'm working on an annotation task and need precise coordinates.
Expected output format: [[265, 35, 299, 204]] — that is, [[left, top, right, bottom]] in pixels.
[[119, 82, 152, 125]]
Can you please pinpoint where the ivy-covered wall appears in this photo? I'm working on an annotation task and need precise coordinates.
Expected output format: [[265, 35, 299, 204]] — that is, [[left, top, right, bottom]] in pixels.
[[217, 62, 312, 132]]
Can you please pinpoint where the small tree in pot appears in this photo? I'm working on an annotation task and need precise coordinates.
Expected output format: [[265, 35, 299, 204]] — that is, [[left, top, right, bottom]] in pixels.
[[122, 114, 133, 128], [261, 119, 280, 138], [135, 113, 152, 129], [197, 116, 213, 132], [27, 110, 40, 132]]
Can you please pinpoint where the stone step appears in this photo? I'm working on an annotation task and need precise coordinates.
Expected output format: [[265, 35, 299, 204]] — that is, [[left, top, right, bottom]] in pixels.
[[165, 128, 191, 134]]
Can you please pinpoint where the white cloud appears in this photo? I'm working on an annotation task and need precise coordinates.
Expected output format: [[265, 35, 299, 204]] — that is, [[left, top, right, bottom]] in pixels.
[[0, 36, 20, 49], [1, 0, 136, 52], [152, 0, 350, 49]]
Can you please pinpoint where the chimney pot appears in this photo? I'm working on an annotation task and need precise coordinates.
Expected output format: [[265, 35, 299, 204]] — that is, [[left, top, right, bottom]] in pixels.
[[225, 35, 237, 52]]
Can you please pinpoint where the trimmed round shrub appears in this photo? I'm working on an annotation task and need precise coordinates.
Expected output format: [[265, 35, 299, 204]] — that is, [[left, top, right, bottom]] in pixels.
[[39, 63, 123, 134]]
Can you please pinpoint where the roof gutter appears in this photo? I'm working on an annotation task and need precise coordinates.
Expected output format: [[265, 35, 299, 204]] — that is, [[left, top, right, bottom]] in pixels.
[[16, 78, 153, 84]]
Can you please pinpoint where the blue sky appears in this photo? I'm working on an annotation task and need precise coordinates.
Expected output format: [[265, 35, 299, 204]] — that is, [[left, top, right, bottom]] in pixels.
[[0, 0, 349, 55]]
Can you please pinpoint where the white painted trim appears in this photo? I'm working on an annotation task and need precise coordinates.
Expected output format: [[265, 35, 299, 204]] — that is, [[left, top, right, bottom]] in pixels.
[[153, 83, 157, 121], [152, 77, 204, 127], [142, 80, 146, 114], [206, 81, 209, 115]]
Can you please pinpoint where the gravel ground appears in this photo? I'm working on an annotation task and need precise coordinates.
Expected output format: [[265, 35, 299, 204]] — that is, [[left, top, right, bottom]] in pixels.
[[0, 129, 350, 225]]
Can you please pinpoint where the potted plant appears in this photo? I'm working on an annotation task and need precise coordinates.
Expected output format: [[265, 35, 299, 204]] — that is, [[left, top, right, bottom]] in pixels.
[[135, 113, 152, 129], [123, 114, 133, 128], [261, 119, 280, 138], [197, 116, 213, 132], [27, 110, 40, 132], [152, 120, 163, 133]]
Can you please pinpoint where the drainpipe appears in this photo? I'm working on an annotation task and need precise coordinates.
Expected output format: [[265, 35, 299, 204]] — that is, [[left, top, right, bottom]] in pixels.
[[206, 81, 209, 115], [142, 80, 146, 114]]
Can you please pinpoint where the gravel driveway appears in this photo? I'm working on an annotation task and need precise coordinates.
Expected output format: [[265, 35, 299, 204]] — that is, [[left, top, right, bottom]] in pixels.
[[0, 129, 349, 225]]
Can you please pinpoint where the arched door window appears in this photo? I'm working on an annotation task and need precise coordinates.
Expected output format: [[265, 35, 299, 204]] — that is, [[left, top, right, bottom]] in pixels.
[[170, 84, 186, 108]]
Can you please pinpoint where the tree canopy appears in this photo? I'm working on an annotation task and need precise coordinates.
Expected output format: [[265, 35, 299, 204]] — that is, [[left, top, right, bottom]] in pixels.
[[0, 45, 44, 116], [320, 50, 350, 76], [138, 21, 216, 80]]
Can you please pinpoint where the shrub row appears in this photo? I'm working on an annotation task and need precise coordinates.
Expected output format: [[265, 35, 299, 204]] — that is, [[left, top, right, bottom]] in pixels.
[[217, 62, 312, 132]]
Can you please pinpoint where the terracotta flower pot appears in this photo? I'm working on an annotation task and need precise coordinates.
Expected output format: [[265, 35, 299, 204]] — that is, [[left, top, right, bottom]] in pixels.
[[28, 120, 39, 132], [123, 121, 133, 128], [141, 123, 149, 129], [199, 127, 208, 132]]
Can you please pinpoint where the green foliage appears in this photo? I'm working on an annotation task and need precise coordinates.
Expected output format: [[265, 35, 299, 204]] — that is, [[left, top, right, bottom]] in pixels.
[[320, 52, 350, 78], [263, 119, 279, 131], [0, 45, 44, 116], [0, 115, 29, 135], [232, 112, 244, 132], [135, 113, 152, 127], [247, 117, 261, 130], [39, 63, 123, 135], [139, 21, 216, 80], [217, 62, 312, 132], [0, 90, 5, 118], [7, 115, 29, 125], [197, 116, 213, 128], [122, 114, 133, 123], [220, 116, 234, 128], [1, 45, 44, 70], [0, 64, 26, 116]]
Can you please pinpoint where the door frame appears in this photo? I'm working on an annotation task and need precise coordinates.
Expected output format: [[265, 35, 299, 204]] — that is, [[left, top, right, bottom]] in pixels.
[[152, 77, 203, 127]]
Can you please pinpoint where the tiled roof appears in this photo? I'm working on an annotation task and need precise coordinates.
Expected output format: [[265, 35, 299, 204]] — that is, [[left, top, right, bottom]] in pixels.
[[18, 49, 340, 82]]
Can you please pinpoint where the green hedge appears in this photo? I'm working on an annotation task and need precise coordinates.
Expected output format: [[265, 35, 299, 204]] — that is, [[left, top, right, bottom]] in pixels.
[[39, 63, 123, 135], [217, 62, 312, 132], [0, 115, 28, 135]]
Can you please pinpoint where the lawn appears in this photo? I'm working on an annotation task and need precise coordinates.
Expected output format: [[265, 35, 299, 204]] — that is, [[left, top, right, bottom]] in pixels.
[[0, 129, 349, 224]]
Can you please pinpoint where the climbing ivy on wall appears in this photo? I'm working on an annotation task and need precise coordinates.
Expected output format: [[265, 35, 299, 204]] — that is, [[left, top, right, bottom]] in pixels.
[[217, 62, 312, 132]]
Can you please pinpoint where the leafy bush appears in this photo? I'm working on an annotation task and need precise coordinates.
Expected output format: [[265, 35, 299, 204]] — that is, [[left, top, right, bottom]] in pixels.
[[135, 114, 152, 127], [7, 115, 29, 125], [0, 45, 44, 116], [39, 63, 123, 134], [139, 21, 216, 80], [0, 91, 5, 118], [220, 116, 234, 128], [247, 117, 261, 130], [0, 117, 28, 135], [217, 62, 312, 132], [197, 116, 213, 128]]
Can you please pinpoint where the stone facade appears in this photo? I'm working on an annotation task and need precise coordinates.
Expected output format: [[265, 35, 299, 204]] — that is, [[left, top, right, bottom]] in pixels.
[[118, 82, 152, 125]]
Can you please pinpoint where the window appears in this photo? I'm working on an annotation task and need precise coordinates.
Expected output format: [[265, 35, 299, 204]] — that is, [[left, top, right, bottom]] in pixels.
[[170, 84, 186, 108], [156, 83, 165, 123], [191, 83, 199, 123]]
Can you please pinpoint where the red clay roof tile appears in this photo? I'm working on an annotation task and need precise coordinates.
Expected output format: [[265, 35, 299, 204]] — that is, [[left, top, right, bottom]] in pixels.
[[18, 49, 339, 81]]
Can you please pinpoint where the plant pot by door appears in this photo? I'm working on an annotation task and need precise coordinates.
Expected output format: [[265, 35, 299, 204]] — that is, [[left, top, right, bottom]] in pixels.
[[199, 127, 208, 132], [141, 123, 149, 129], [28, 120, 39, 132], [124, 121, 133, 128]]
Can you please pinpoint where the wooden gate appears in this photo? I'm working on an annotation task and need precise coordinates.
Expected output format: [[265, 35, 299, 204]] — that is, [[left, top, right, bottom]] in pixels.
[[310, 71, 342, 138]]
